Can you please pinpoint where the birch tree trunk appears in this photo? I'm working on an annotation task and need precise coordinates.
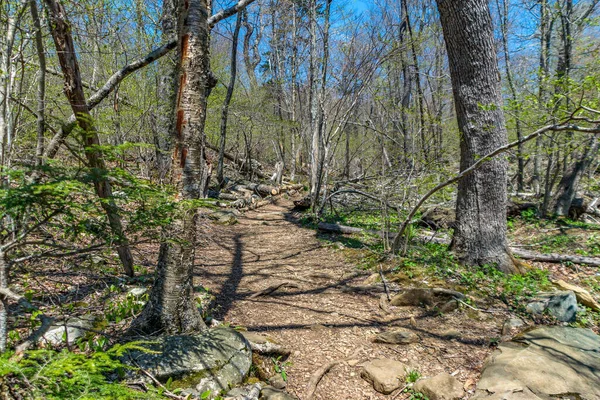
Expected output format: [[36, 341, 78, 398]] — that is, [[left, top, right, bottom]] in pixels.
[[436, 0, 519, 273], [44, 0, 135, 277]]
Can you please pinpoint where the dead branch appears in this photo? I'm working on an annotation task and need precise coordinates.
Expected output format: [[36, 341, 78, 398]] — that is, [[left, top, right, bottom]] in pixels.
[[247, 282, 300, 299]]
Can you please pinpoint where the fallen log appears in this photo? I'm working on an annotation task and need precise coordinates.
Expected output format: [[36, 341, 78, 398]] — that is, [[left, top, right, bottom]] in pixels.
[[206, 142, 267, 179], [229, 183, 279, 197], [317, 222, 600, 268]]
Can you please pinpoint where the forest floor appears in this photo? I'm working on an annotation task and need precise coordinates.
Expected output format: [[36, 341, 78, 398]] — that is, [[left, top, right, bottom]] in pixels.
[[196, 198, 514, 399]]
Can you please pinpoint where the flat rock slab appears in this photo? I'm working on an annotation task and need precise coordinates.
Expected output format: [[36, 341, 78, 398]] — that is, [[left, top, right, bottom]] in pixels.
[[360, 358, 408, 394], [472, 326, 600, 399], [413, 372, 463, 400], [123, 327, 251, 398]]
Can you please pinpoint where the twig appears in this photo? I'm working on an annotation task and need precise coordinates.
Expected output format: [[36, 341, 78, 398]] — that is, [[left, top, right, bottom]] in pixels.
[[378, 265, 391, 302], [454, 298, 495, 314], [136, 366, 187, 400], [247, 282, 300, 299]]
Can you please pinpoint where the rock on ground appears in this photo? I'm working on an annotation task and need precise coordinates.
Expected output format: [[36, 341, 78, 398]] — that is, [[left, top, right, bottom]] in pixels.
[[260, 386, 298, 400], [472, 326, 600, 399], [374, 328, 419, 345], [553, 279, 600, 312], [42, 316, 93, 345], [413, 372, 463, 400], [360, 358, 408, 394], [390, 288, 464, 312], [525, 291, 578, 322], [122, 327, 251, 399]]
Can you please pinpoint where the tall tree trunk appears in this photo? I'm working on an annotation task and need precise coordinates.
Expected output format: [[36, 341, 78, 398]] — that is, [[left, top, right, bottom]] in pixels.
[[44, 0, 135, 277], [30, 0, 46, 167], [217, 12, 242, 186], [401, 0, 427, 164], [532, 0, 552, 195], [436, 0, 518, 274], [309, 0, 320, 207]]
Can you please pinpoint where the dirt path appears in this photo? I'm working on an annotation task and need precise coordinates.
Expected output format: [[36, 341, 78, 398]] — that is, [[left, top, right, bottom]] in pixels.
[[196, 199, 501, 399]]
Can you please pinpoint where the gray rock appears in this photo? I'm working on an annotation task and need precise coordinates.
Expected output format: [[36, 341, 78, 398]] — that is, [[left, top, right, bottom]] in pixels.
[[268, 375, 287, 389], [413, 372, 463, 400], [526, 291, 578, 322], [374, 328, 419, 345], [260, 386, 298, 400], [472, 326, 600, 399], [123, 327, 251, 399], [501, 317, 525, 337], [127, 287, 148, 298], [240, 332, 290, 356], [209, 211, 238, 225], [360, 358, 408, 394], [225, 383, 262, 400], [42, 316, 93, 345]]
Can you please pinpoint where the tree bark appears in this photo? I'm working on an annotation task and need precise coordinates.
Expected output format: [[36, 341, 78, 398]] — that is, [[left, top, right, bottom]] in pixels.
[[44, 0, 135, 277], [131, 0, 255, 335], [436, 0, 517, 273]]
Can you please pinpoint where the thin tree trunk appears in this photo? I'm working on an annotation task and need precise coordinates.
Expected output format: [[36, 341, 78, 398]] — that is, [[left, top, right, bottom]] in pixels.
[[309, 0, 320, 206], [496, 0, 525, 192], [44, 0, 135, 277], [532, 0, 551, 195], [436, 0, 518, 273], [402, 0, 427, 164], [552, 135, 600, 216], [30, 0, 46, 166], [217, 12, 242, 186]]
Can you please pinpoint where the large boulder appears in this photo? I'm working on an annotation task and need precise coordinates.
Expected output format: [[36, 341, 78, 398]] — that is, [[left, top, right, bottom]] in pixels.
[[525, 291, 578, 322], [123, 327, 252, 398], [413, 372, 464, 400], [360, 359, 408, 394], [472, 326, 600, 399]]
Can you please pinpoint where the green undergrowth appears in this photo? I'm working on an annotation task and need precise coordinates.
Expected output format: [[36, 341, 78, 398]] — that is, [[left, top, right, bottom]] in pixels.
[[395, 242, 553, 311], [0, 343, 161, 399]]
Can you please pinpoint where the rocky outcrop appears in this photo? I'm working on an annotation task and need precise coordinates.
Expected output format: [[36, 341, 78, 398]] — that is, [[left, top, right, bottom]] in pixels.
[[472, 326, 600, 399], [123, 327, 251, 399]]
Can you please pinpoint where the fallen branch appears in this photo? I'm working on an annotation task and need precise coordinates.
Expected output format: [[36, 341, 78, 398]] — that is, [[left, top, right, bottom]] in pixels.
[[247, 282, 300, 299]]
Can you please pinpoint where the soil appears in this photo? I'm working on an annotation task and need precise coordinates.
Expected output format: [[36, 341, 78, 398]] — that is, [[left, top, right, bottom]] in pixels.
[[196, 198, 507, 399]]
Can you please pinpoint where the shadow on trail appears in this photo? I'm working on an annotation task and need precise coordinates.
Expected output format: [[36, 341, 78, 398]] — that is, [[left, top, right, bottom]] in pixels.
[[213, 233, 244, 320]]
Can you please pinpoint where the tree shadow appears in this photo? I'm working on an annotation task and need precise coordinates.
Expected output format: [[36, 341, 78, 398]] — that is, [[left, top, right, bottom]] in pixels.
[[213, 233, 244, 320]]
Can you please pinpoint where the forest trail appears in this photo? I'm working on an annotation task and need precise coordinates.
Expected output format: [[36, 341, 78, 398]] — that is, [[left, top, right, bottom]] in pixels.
[[196, 198, 500, 399]]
